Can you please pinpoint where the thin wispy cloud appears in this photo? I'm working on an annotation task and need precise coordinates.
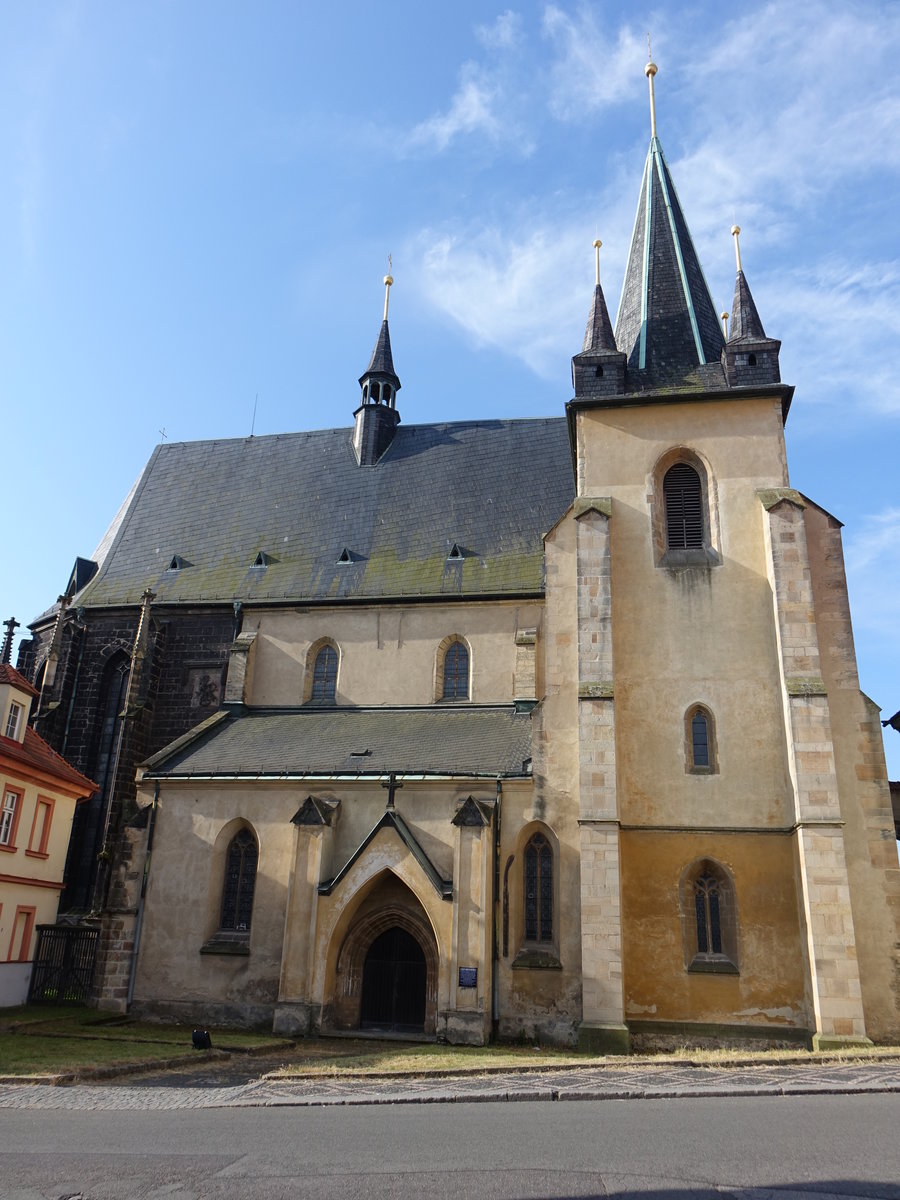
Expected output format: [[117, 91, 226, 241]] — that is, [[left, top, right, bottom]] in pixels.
[[844, 510, 900, 659], [407, 64, 507, 152], [475, 10, 523, 51], [404, 10, 532, 155], [541, 5, 646, 120]]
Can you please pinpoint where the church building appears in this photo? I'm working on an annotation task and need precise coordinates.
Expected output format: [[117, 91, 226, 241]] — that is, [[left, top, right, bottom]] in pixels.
[[19, 64, 900, 1050]]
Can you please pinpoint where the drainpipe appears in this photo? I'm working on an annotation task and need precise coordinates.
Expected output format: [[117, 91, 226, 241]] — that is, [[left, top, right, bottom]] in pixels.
[[61, 610, 87, 757], [127, 782, 159, 1009], [90, 588, 155, 915], [492, 775, 502, 1038]]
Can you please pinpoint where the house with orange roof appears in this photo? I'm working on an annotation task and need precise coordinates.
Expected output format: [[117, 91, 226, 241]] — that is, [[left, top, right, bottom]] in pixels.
[[0, 661, 95, 1005]]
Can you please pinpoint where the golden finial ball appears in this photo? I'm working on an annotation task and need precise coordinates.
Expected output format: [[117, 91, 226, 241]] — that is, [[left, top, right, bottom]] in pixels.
[[593, 238, 602, 249], [731, 225, 741, 237], [383, 274, 394, 286], [645, 61, 658, 77], [721, 312, 729, 321]]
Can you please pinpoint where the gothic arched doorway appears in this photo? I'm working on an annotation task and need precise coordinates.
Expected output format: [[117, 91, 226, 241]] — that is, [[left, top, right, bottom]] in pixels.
[[360, 926, 427, 1033]]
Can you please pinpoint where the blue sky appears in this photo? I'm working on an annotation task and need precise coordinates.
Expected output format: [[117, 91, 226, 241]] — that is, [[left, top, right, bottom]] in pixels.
[[2, 1, 898, 776]]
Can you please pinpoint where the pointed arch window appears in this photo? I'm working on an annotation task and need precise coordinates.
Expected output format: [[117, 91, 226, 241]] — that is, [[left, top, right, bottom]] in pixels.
[[524, 832, 553, 943], [681, 859, 738, 973], [442, 640, 469, 700], [664, 463, 704, 549], [220, 829, 258, 933], [685, 704, 718, 774], [311, 644, 338, 702]]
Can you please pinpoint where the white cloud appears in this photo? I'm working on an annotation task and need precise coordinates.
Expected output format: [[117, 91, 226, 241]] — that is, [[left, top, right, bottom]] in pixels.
[[844, 508, 900, 645], [476, 10, 523, 50], [408, 184, 638, 378], [407, 64, 507, 152], [541, 5, 646, 120]]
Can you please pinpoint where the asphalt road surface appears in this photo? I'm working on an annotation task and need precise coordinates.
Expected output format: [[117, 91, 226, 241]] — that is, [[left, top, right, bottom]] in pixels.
[[2, 1092, 900, 1199]]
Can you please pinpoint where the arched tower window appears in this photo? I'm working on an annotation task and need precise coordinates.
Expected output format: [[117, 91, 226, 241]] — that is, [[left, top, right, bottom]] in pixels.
[[524, 832, 553, 943], [310, 643, 338, 703], [681, 859, 738, 973], [652, 449, 720, 567], [220, 828, 258, 933], [664, 463, 704, 549], [685, 704, 718, 773]]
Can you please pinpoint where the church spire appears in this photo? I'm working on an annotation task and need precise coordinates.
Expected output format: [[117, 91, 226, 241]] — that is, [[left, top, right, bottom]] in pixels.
[[613, 60, 725, 392], [722, 225, 782, 386], [727, 225, 766, 340], [353, 268, 402, 466], [572, 239, 626, 399], [582, 239, 618, 353]]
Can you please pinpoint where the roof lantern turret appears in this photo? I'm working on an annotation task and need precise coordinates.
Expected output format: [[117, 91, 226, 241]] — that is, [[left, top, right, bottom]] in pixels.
[[721, 225, 782, 387], [572, 239, 627, 399], [353, 265, 402, 466]]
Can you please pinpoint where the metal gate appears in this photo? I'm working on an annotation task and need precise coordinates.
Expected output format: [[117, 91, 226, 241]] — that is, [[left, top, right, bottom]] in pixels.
[[28, 925, 98, 1004], [359, 926, 426, 1032]]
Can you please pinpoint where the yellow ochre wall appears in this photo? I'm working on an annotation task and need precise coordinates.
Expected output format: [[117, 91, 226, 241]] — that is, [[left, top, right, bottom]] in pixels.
[[620, 831, 809, 1028]]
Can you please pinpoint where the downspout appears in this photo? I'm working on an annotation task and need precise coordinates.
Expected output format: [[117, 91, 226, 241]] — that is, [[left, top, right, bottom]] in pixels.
[[61, 610, 87, 757], [90, 588, 155, 915], [492, 775, 502, 1039], [127, 782, 159, 1009]]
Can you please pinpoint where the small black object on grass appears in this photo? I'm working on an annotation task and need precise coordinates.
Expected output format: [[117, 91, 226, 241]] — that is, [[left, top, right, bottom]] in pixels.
[[192, 1029, 212, 1050]]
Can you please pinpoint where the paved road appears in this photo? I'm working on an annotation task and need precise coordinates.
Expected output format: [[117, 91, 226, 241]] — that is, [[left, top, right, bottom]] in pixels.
[[2, 1092, 900, 1199]]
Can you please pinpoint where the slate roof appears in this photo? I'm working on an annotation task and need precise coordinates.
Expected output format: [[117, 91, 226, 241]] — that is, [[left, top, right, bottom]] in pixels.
[[728, 269, 767, 341], [582, 283, 617, 353], [614, 137, 726, 393], [74, 418, 574, 609], [361, 319, 399, 385], [142, 705, 533, 779]]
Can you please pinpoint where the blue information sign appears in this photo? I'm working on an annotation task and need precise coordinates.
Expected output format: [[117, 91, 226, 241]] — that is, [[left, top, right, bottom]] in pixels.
[[458, 967, 477, 988]]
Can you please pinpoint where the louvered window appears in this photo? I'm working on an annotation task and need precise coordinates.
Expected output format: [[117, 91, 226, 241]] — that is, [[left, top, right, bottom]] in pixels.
[[524, 833, 553, 943], [220, 829, 258, 932], [442, 641, 469, 700], [311, 645, 338, 701], [663, 463, 704, 548]]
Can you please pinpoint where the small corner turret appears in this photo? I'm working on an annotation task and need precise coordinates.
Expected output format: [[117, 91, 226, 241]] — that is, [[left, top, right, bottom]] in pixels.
[[353, 268, 402, 466], [721, 226, 782, 387], [572, 239, 627, 399]]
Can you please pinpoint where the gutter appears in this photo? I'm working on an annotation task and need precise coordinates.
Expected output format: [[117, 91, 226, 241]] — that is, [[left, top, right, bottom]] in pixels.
[[142, 770, 532, 783]]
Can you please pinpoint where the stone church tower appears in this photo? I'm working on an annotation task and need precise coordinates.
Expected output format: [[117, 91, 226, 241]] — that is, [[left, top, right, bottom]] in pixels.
[[552, 62, 900, 1050]]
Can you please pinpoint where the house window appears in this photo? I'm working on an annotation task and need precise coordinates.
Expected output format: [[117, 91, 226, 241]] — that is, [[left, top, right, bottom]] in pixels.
[[220, 829, 258, 933], [524, 833, 553, 943], [0, 791, 20, 848], [682, 859, 738, 973], [685, 705, 718, 774], [27, 797, 55, 858], [664, 463, 704, 549], [4, 701, 23, 740], [8, 906, 36, 962], [311, 645, 338, 702], [441, 640, 469, 700]]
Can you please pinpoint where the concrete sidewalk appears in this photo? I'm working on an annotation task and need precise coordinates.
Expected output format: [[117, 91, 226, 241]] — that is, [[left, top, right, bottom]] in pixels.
[[2, 1057, 900, 1110]]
